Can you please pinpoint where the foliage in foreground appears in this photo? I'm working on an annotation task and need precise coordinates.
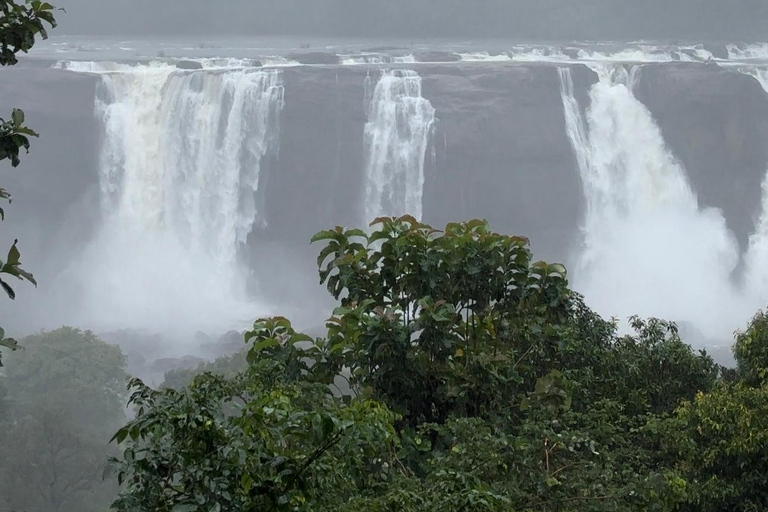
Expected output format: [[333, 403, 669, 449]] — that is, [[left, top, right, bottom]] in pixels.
[[0, 0, 59, 366], [110, 217, 767, 512]]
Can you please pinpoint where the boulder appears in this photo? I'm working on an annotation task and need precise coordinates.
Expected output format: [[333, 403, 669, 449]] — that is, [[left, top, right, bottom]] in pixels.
[[176, 60, 203, 70], [414, 50, 461, 63]]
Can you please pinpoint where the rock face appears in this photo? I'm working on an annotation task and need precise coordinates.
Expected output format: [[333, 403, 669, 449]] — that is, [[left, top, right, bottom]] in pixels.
[[3, 60, 768, 300], [635, 64, 768, 251], [0, 67, 101, 279], [421, 63, 594, 261], [251, 63, 595, 265], [702, 43, 729, 60], [415, 51, 462, 63]]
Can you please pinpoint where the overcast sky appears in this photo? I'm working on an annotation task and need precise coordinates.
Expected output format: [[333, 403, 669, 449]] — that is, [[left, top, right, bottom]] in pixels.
[[53, 0, 768, 41]]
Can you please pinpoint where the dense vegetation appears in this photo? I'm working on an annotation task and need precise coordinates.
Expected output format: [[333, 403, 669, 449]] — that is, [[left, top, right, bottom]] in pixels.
[[0, 327, 125, 512], [94, 217, 768, 512]]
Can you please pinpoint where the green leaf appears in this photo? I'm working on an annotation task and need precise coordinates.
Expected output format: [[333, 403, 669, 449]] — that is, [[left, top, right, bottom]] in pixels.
[[345, 228, 367, 238], [11, 108, 24, 127], [0, 277, 15, 299], [250, 338, 280, 352], [15, 266, 36, 286], [311, 230, 338, 244], [369, 216, 392, 227], [0, 337, 18, 350], [171, 505, 198, 512], [6, 240, 20, 266], [316, 243, 339, 268]]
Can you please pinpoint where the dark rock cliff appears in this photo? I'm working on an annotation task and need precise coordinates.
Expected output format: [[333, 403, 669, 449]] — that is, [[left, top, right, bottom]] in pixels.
[[3, 61, 768, 287], [635, 64, 768, 252]]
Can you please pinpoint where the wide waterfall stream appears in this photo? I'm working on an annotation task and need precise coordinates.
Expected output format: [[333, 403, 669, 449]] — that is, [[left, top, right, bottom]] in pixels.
[[5, 44, 768, 353], [62, 65, 285, 333], [558, 66, 748, 338]]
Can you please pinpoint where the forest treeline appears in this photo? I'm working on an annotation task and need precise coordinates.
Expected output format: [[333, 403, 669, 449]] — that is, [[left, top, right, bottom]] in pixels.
[[5, 217, 768, 511], [53, 0, 768, 41]]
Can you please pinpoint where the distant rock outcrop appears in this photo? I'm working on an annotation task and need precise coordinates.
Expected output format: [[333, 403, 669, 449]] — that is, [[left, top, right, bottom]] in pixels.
[[414, 50, 461, 63], [176, 60, 203, 70], [286, 52, 340, 65], [702, 43, 729, 60]]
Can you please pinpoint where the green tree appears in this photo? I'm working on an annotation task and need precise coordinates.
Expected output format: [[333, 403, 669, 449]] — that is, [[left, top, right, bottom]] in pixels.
[[161, 349, 248, 390], [110, 218, 734, 511], [733, 309, 768, 386], [0, 328, 127, 512], [0, 0, 58, 366], [673, 383, 768, 512], [3, 326, 128, 434], [0, 409, 120, 512], [111, 318, 397, 512], [310, 216, 570, 427]]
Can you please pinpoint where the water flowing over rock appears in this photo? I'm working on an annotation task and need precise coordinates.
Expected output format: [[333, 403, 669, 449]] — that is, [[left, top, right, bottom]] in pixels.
[[363, 70, 435, 222], [737, 67, 768, 301], [558, 65, 747, 337], [4, 43, 768, 344], [72, 66, 284, 333]]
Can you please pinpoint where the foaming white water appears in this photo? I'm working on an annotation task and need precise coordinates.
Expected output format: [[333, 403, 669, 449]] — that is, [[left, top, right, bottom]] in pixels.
[[736, 67, 768, 93], [53, 60, 165, 72], [261, 56, 302, 67], [458, 51, 513, 62], [508, 47, 571, 63], [342, 54, 416, 65], [740, 68, 768, 301], [63, 65, 284, 334], [558, 66, 747, 337], [727, 43, 768, 61], [363, 70, 435, 222], [576, 47, 703, 63]]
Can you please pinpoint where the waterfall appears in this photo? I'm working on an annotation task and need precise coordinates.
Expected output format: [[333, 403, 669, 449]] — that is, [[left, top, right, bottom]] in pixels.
[[363, 70, 435, 222], [558, 66, 745, 337], [67, 65, 284, 333], [742, 68, 768, 301]]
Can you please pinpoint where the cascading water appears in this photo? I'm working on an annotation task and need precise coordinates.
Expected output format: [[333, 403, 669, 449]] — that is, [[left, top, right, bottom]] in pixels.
[[63, 64, 284, 334], [741, 68, 768, 301], [363, 70, 435, 222], [558, 66, 746, 337]]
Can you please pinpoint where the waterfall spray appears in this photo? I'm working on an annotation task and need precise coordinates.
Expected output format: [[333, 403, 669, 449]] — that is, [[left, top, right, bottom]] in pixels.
[[558, 65, 746, 338], [64, 65, 284, 334]]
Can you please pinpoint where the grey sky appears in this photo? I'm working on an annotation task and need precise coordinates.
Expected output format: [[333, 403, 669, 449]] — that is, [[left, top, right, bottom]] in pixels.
[[53, 0, 768, 41]]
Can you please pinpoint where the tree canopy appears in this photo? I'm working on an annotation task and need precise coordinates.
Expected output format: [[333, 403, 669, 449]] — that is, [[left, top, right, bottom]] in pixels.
[[108, 217, 766, 512], [0, 327, 127, 512]]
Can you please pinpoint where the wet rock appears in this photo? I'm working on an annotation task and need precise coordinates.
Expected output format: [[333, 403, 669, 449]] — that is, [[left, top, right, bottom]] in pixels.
[[635, 64, 768, 250], [702, 43, 729, 60], [286, 52, 339, 65], [414, 50, 461, 63], [176, 60, 203, 70]]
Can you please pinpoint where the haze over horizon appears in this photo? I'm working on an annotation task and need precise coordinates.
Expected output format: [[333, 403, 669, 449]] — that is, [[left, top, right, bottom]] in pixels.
[[50, 0, 768, 42]]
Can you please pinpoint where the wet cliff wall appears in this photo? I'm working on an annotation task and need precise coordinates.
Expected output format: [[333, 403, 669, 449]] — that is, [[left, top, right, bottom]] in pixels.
[[2, 61, 768, 309]]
